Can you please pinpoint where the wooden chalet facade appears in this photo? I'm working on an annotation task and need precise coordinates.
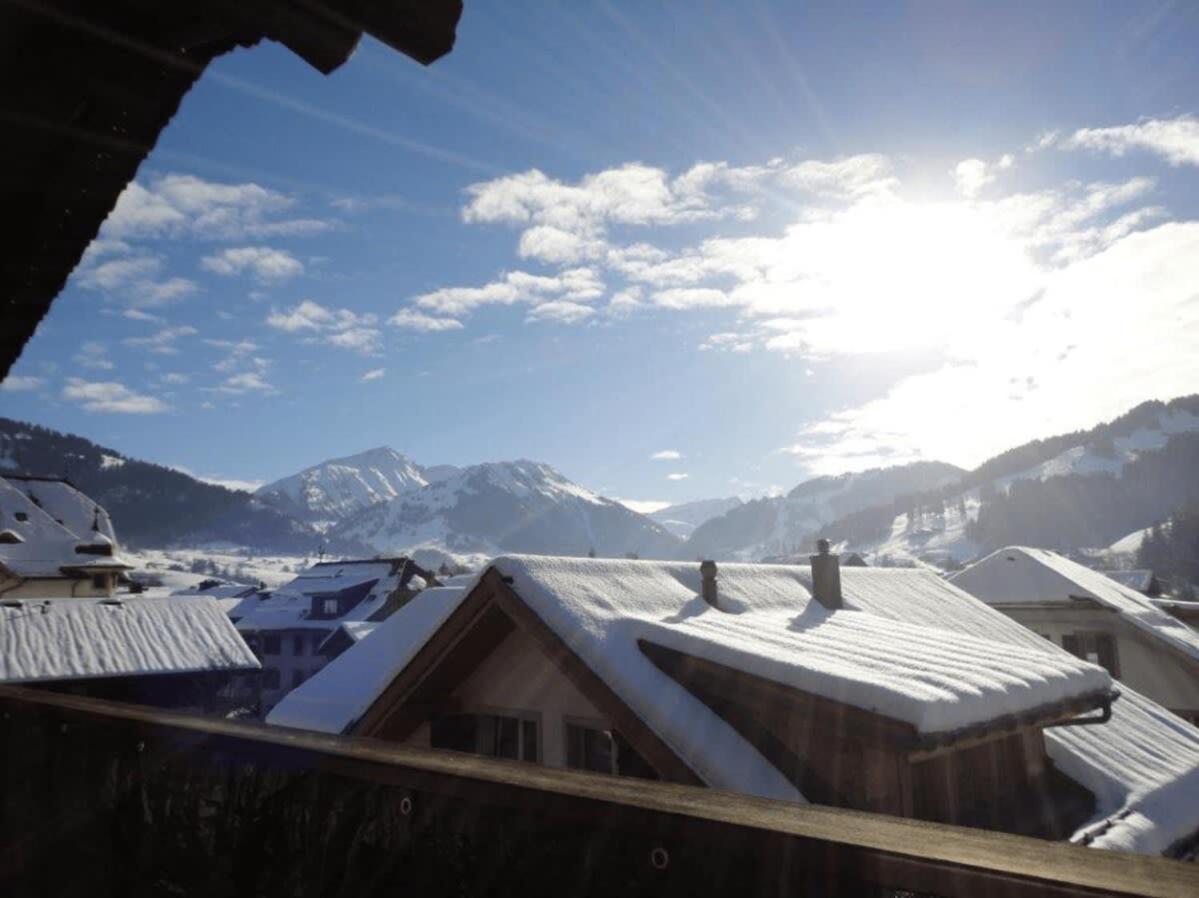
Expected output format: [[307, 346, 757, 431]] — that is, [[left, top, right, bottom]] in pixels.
[[341, 566, 1106, 840]]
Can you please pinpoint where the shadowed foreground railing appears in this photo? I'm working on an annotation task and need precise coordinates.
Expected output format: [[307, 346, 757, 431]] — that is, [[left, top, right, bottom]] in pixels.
[[0, 686, 1195, 898]]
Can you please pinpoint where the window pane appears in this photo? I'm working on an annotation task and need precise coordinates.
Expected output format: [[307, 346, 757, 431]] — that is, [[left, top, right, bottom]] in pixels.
[[521, 719, 538, 762], [495, 716, 519, 759], [565, 723, 614, 773]]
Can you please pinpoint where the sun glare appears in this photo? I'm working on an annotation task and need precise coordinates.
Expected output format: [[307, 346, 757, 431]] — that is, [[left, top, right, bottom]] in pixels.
[[770, 197, 1039, 356]]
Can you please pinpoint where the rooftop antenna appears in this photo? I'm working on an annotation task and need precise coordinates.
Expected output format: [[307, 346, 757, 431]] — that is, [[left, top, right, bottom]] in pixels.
[[318, 540, 326, 562]]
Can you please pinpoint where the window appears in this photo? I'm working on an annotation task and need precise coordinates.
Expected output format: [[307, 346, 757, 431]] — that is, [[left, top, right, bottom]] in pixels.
[[261, 635, 281, 656], [430, 712, 539, 762], [322, 598, 339, 616], [91, 573, 108, 590], [565, 722, 657, 779], [566, 722, 614, 773], [293, 634, 305, 656], [262, 668, 280, 690], [14, 512, 27, 522], [1061, 631, 1120, 678]]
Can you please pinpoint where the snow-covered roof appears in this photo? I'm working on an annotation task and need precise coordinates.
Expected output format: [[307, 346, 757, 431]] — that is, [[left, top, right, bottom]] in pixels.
[[950, 547, 1199, 668], [0, 596, 259, 682], [1103, 569, 1157, 594], [234, 558, 418, 633], [0, 476, 132, 577], [269, 554, 1199, 856], [317, 620, 380, 652], [7, 476, 118, 544], [268, 584, 472, 732]]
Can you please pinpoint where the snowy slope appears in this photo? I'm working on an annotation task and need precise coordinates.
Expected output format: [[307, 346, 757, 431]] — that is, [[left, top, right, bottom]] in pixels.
[[686, 462, 964, 560], [649, 497, 743, 539], [328, 460, 684, 560], [825, 398, 1199, 569], [256, 447, 454, 527]]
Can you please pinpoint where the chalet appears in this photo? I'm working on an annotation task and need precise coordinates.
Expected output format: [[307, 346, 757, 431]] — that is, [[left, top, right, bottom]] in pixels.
[[0, 475, 132, 599], [235, 557, 430, 713], [269, 551, 1199, 857], [950, 547, 1199, 726], [0, 595, 259, 712]]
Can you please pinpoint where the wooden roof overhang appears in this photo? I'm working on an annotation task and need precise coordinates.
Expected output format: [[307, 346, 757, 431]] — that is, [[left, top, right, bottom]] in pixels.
[[0, 0, 463, 379], [638, 639, 1116, 764], [351, 567, 703, 785]]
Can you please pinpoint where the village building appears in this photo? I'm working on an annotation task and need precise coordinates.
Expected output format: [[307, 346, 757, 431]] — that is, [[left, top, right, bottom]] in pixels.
[[269, 551, 1199, 858], [0, 595, 259, 712], [0, 475, 132, 599], [234, 557, 431, 713], [950, 547, 1199, 726]]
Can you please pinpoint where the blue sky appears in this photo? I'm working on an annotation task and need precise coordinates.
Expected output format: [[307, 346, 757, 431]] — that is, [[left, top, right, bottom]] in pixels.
[[3, 1, 1199, 509]]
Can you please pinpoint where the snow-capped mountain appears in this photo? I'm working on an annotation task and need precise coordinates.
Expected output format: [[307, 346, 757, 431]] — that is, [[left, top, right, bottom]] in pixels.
[[819, 396, 1199, 569], [0, 418, 345, 554], [649, 497, 743, 539], [328, 460, 684, 560], [256, 447, 457, 528], [684, 462, 965, 561]]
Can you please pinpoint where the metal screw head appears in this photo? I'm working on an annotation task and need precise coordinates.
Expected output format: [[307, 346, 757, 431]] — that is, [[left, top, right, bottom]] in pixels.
[[399, 796, 413, 816], [136, 740, 145, 753], [59, 723, 68, 734], [649, 845, 669, 870]]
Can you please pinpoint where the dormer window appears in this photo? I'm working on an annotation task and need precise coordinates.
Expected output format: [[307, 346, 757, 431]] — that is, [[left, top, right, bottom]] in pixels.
[[322, 597, 339, 616], [0, 530, 23, 544], [14, 512, 27, 522]]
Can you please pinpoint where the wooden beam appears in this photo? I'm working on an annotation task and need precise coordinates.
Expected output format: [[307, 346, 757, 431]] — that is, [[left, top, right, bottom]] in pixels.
[[0, 685, 1196, 898]]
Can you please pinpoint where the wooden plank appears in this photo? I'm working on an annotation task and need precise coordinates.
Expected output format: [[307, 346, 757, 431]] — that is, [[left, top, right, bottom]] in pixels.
[[0, 685, 1195, 898]]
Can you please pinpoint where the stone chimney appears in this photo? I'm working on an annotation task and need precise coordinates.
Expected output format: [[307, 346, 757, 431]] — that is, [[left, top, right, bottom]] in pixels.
[[700, 559, 719, 608], [809, 539, 842, 610]]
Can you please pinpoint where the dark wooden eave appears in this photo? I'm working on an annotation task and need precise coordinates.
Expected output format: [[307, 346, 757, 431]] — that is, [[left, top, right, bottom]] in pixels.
[[0, 0, 463, 379]]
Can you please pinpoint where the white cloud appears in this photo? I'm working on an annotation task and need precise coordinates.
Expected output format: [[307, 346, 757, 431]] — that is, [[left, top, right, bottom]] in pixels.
[[617, 498, 672, 514], [411, 267, 605, 319], [201, 246, 304, 281], [666, 472, 690, 481], [168, 464, 262, 492], [326, 327, 382, 354], [360, 368, 386, 382], [122, 326, 198, 355], [160, 373, 190, 385], [652, 287, 736, 310], [606, 286, 643, 317], [74, 341, 114, 370], [104, 174, 329, 240], [778, 153, 897, 199], [650, 450, 682, 461], [74, 253, 196, 308], [388, 308, 465, 332], [266, 300, 381, 355], [266, 299, 335, 332], [526, 300, 595, 324], [0, 375, 43, 392], [218, 371, 276, 394], [1057, 116, 1199, 167], [62, 378, 169, 414]]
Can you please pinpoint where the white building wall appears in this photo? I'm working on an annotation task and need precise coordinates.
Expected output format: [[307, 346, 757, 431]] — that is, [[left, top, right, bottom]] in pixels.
[[402, 626, 607, 768], [1001, 606, 1199, 717]]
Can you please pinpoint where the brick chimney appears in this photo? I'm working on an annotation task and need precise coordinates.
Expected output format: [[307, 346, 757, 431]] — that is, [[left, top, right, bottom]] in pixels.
[[700, 559, 718, 608], [809, 539, 842, 610]]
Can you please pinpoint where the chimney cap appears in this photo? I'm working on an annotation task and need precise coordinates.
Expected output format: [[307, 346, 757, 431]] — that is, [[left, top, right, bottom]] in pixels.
[[816, 538, 831, 555], [700, 559, 718, 574]]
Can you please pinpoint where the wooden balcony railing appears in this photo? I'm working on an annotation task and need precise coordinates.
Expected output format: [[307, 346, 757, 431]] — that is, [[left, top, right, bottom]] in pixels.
[[0, 684, 1195, 898]]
